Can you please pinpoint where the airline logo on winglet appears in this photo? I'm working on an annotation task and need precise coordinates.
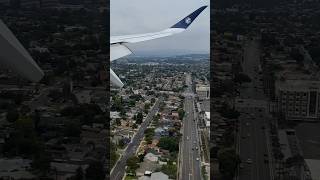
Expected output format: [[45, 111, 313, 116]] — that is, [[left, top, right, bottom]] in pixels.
[[171, 6, 207, 29], [185, 17, 192, 24]]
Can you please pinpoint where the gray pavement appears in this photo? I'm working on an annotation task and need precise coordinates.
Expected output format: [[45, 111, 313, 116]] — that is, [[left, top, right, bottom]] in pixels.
[[237, 40, 272, 180], [180, 74, 202, 180]]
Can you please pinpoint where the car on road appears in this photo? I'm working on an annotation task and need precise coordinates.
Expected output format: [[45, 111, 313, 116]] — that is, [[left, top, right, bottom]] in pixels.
[[239, 163, 244, 169], [187, 136, 189, 140], [196, 158, 200, 161], [196, 147, 198, 150], [246, 158, 253, 164], [247, 133, 251, 137], [246, 122, 250, 126]]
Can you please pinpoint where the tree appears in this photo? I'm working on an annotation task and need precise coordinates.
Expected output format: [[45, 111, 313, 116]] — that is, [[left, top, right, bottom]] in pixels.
[[234, 73, 251, 84], [68, 166, 84, 180], [218, 148, 240, 180], [222, 130, 235, 147], [6, 109, 19, 123], [32, 152, 51, 176], [110, 141, 119, 168], [3, 116, 45, 157], [158, 137, 179, 152], [132, 123, 138, 129], [218, 104, 240, 119], [118, 138, 127, 149], [64, 121, 81, 137], [112, 95, 123, 111], [138, 154, 144, 162], [85, 161, 105, 180], [178, 108, 185, 120], [120, 109, 126, 118], [33, 110, 41, 132], [75, 167, 84, 180], [128, 99, 135, 107], [161, 163, 177, 179], [152, 114, 160, 125], [126, 156, 140, 173], [20, 105, 31, 115], [151, 98, 155, 104], [115, 119, 121, 126], [136, 112, 143, 124], [14, 93, 23, 105], [144, 103, 150, 113], [168, 128, 179, 137], [144, 128, 155, 144]]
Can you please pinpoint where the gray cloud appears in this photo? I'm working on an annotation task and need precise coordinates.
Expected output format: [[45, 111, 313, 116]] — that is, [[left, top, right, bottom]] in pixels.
[[110, 0, 210, 56]]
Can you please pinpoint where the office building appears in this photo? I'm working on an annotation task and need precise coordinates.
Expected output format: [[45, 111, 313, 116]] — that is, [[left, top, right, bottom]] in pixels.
[[196, 85, 210, 100], [275, 80, 320, 121]]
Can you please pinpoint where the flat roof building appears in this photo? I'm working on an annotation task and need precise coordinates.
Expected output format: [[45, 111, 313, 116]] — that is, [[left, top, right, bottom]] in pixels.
[[275, 80, 320, 121], [196, 85, 210, 100]]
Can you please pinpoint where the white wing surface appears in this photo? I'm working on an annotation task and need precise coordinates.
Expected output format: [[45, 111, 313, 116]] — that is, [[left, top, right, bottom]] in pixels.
[[0, 20, 44, 82]]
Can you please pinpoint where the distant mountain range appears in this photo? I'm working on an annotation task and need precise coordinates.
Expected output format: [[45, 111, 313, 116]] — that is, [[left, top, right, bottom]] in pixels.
[[114, 54, 209, 64], [59, 0, 101, 5], [132, 50, 209, 57], [129, 53, 209, 59]]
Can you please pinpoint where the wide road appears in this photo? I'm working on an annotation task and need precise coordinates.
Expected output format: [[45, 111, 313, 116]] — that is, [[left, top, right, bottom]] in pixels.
[[180, 74, 202, 180], [237, 39, 272, 180], [110, 98, 162, 180]]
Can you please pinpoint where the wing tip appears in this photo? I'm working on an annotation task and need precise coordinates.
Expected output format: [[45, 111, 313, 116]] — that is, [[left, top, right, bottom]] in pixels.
[[170, 6, 207, 29], [110, 68, 124, 88]]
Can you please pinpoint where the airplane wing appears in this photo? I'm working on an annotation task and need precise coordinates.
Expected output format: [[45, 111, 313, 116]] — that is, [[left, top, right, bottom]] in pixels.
[[0, 20, 44, 82], [110, 6, 207, 88]]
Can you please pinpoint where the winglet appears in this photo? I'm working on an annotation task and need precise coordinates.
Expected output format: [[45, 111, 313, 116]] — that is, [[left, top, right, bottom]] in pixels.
[[170, 6, 207, 29]]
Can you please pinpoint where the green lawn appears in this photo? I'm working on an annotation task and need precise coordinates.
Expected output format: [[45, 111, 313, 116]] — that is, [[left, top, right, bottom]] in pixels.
[[125, 175, 137, 180]]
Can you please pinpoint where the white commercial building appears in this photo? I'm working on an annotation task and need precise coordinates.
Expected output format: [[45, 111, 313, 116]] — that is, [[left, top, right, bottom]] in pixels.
[[196, 85, 210, 100], [275, 80, 320, 121], [205, 112, 210, 127]]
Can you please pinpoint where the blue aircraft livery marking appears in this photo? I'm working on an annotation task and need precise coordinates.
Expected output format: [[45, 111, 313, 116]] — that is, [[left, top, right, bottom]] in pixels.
[[171, 6, 207, 29]]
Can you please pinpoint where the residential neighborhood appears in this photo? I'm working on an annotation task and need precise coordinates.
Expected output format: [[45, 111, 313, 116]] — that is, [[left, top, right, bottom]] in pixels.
[[213, 1, 320, 180], [0, 1, 107, 179], [110, 54, 210, 180]]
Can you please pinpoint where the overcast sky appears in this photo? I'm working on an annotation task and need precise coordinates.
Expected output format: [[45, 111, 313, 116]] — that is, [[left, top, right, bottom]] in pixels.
[[110, 0, 210, 56]]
